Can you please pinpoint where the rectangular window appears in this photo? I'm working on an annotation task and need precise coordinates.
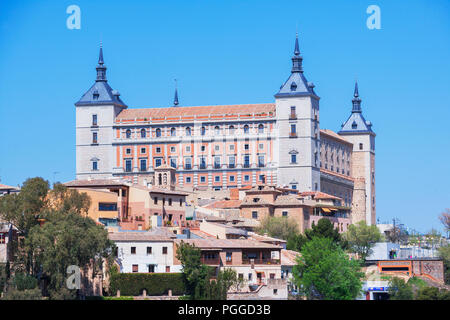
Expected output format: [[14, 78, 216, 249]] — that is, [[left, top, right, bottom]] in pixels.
[[155, 158, 162, 167], [215, 145, 220, 151], [92, 161, 98, 171], [200, 176, 206, 183], [141, 147, 146, 154], [201, 145, 206, 152], [259, 143, 264, 150], [92, 114, 97, 126], [258, 155, 265, 167], [228, 156, 235, 168], [126, 148, 131, 154], [214, 156, 221, 169], [291, 154, 297, 163], [170, 146, 176, 153], [244, 175, 250, 182], [184, 157, 192, 170], [252, 211, 258, 219], [154, 197, 158, 205], [186, 176, 191, 183], [186, 146, 191, 152], [244, 155, 250, 168], [162, 247, 168, 254], [156, 147, 161, 153], [226, 252, 232, 262], [170, 157, 177, 168], [132, 264, 138, 273], [92, 132, 98, 144], [291, 124, 296, 133], [214, 176, 220, 182], [131, 247, 136, 254], [282, 211, 288, 217], [147, 247, 152, 254], [166, 266, 170, 273], [229, 175, 235, 182], [148, 265, 155, 273], [140, 159, 147, 171], [99, 203, 117, 211], [199, 157, 206, 169], [125, 159, 132, 172], [244, 144, 249, 150], [229, 144, 235, 151]]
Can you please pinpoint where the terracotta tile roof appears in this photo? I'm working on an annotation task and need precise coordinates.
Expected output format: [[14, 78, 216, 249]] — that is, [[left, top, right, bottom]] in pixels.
[[174, 238, 282, 250], [273, 194, 305, 206], [281, 249, 301, 266], [320, 129, 352, 145], [205, 200, 242, 209], [320, 168, 355, 182], [0, 184, 19, 190], [108, 231, 174, 242], [299, 191, 342, 200], [65, 179, 129, 187], [247, 232, 286, 244], [116, 103, 276, 120]]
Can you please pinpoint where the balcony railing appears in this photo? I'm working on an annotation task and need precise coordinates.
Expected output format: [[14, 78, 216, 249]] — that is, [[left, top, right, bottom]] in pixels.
[[289, 132, 297, 138], [242, 258, 280, 265], [289, 113, 297, 120], [201, 258, 220, 265]]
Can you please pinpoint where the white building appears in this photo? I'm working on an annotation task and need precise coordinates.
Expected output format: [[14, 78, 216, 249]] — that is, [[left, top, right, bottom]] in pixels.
[[109, 232, 181, 274]]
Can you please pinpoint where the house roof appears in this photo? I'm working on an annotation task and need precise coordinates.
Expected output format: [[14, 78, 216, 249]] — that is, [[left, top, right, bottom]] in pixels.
[[174, 238, 282, 250], [65, 179, 129, 188], [299, 191, 342, 201], [0, 184, 19, 191], [320, 129, 352, 146], [339, 82, 374, 135], [108, 231, 175, 242], [281, 249, 301, 266], [204, 200, 242, 209], [115, 103, 275, 120]]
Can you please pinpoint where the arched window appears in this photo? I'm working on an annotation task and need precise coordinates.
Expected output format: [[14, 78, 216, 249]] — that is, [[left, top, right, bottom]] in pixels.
[[243, 125, 249, 134], [229, 125, 235, 134], [186, 127, 191, 136], [201, 126, 206, 136], [171, 127, 176, 136], [140, 129, 146, 138], [214, 126, 220, 135], [126, 129, 131, 139], [258, 124, 264, 134], [156, 128, 161, 137]]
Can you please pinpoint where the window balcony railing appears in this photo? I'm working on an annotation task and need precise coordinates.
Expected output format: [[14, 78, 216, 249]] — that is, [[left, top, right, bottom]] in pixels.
[[243, 163, 250, 168], [289, 132, 297, 138], [214, 164, 221, 169], [242, 258, 280, 265], [289, 113, 297, 120], [184, 164, 192, 170], [199, 164, 207, 169]]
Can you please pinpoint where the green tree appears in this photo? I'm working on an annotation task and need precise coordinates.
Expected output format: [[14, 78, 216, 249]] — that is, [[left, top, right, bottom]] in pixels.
[[415, 286, 450, 300], [286, 233, 307, 252], [292, 237, 363, 300], [176, 241, 211, 299], [305, 218, 348, 249], [438, 245, 450, 285], [256, 216, 299, 240], [388, 277, 414, 300], [343, 221, 382, 261]]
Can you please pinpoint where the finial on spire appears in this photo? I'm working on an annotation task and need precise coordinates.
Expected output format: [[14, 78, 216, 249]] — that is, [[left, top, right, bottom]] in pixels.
[[354, 81, 359, 97], [98, 42, 104, 65], [294, 32, 300, 56], [173, 79, 179, 106]]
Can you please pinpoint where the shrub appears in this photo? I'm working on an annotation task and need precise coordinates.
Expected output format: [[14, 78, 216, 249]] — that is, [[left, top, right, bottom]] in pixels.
[[109, 273, 185, 296]]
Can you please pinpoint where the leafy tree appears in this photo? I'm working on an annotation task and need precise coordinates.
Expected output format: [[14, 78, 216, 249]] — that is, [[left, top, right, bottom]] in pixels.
[[385, 226, 409, 244], [438, 245, 450, 285], [204, 269, 240, 300], [293, 237, 363, 300], [286, 233, 308, 252], [176, 241, 211, 299], [2, 287, 43, 300], [256, 216, 299, 240], [343, 221, 382, 261], [415, 286, 450, 300], [305, 218, 348, 249], [388, 277, 414, 300], [12, 273, 38, 291]]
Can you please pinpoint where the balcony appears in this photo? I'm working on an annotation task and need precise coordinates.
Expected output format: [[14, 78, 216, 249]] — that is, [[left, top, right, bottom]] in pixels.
[[289, 113, 297, 120], [242, 258, 280, 265], [289, 132, 297, 138], [201, 258, 220, 265]]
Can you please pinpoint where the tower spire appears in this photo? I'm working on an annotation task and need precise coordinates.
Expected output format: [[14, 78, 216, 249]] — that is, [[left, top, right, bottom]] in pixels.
[[291, 33, 303, 73], [173, 79, 179, 106], [352, 81, 362, 113], [96, 43, 107, 82]]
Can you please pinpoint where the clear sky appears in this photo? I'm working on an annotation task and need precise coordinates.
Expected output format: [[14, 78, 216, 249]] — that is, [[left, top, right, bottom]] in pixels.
[[0, 0, 449, 234]]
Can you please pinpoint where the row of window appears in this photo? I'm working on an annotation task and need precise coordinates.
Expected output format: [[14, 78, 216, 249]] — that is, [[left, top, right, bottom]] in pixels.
[[123, 155, 266, 172], [124, 143, 265, 155], [123, 124, 267, 139], [130, 246, 168, 255], [153, 197, 183, 207], [132, 264, 170, 273]]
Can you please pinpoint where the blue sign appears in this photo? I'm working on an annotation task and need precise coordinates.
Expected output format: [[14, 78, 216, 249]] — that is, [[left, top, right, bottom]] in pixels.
[[368, 287, 388, 291]]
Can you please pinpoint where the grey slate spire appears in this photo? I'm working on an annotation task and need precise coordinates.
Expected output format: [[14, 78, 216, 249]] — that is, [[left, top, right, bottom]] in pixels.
[[275, 33, 318, 99], [173, 79, 179, 106], [338, 82, 373, 134], [352, 81, 362, 113], [291, 33, 303, 73], [96, 44, 107, 82]]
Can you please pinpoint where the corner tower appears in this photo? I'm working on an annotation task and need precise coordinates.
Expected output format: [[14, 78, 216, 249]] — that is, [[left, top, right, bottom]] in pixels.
[[274, 34, 320, 191], [75, 45, 127, 180], [338, 82, 376, 225]]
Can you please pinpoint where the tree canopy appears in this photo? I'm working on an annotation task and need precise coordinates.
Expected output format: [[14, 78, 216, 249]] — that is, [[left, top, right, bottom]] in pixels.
[[343, 221, 382, 261], [292, 237, 363, 300], [256, 216, 299, 241]]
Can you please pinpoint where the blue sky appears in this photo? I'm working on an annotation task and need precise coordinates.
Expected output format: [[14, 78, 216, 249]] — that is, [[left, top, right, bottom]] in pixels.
[[0, 0, 449, 234]]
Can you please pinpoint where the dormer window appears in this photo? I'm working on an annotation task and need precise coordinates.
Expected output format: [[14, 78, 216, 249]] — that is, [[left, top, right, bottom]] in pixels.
[[352, 121, 357, 129], [93, 90, 99, 100], [126, 129, 131, 139], [290, 82, 297, 91], [156, 128, 161, 137], [140, 129, 146, 138]]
